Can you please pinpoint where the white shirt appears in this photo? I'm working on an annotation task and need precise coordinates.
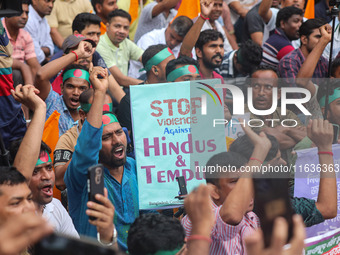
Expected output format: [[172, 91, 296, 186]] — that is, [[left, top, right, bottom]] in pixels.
[[43, 198, 79, 238], [201, 20, 233, 54], [24, 5, 54, 64], [128, 28, 182, 79], [323, 22, 340, 61]]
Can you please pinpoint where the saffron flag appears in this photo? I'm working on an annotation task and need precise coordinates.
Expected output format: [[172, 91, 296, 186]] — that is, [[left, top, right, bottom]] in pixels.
[[304, 0, 315, 19], [128, 0, 139, 25], [175, 0, 201, 20], [42, 110, 61, 201]]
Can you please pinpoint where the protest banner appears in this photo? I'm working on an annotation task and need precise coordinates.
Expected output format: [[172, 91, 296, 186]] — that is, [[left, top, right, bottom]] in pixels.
[[130, 79, 226, 210], [294, 145, 340, 242], [304, 227, 340, 255]]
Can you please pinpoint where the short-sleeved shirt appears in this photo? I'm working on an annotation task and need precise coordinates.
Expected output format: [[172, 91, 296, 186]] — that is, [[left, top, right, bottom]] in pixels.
[[43, 198, 79, 238], [65, 120, 139, 251], [25, 5, 54, 63], [182, 205, 260, 255], [45, 87, 77, 136], [262, 28, 295, 68], [46, 0, 93, 39], [243, 3, 263, 42], [225, 0, 260, 23], [2, 19, 36, 62], [134, 1, 177, 43], [291, 196, 325, 227], [53, 125, 78, 168], [96, 33, 144, 75]]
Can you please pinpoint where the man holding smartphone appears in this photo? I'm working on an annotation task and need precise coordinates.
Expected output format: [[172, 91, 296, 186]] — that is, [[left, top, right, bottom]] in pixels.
[[65, 66, 138, 251]]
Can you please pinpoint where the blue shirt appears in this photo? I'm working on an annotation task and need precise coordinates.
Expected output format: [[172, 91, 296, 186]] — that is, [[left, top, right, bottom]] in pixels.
[[65, 120, 139, 251], [45, 87, 77, 136]]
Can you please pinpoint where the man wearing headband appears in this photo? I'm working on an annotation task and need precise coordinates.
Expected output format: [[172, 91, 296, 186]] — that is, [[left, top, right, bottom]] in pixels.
[[117, 44, 175, 142], [318, 85, 340, 140], [9, 139, 79, 237], [35, 40, 95, 136], [65, 67, 138, 250], [54, 88, 114, 191], [166, 56, 200, 82], [128, 15, 193, 79]]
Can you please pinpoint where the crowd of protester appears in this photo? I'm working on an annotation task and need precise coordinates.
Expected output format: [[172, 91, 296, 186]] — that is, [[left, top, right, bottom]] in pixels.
[[0, 0, 339, 254]]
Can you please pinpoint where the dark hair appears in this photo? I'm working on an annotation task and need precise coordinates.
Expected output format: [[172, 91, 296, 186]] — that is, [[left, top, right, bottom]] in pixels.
[[91, 0, 104, 13], [79, 88, 110, 105], [62, 64, 90, 85], [238, 40, 263, 74], [0, 167, 27, 188], [195, 29, 224, 51], [299, 18, 327, 38], [22, 0, 31, 5], [170, 16, 193, 37], [72, 13, 101, 33], [276, 6, 303, 28], [9, 139, 51, 165], [142, 44, 168, 75], [108, 9, 131, 23], [250, 65, 281, 87], [127, 214, 185, 255], [229, 134, 279, 162], [205, 152, 248, 186], [165, 56, 199, 78], [331, 57, 340, 77]]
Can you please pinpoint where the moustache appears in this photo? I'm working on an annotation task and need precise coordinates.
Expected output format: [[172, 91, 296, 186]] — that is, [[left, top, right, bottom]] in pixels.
[[212, 53, 223, 60], [111, 143, 126, 154], [38, 181, 53, 189]]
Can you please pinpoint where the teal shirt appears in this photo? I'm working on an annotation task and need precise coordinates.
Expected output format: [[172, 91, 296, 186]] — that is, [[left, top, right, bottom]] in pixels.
[[65, 120, 139, 251]]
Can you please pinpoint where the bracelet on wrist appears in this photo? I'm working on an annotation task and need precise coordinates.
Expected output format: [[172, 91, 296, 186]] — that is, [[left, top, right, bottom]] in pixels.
[[97, 227, 117, 246], [318, 151, 333, 156], [249, 157, 263, 164], [187, 235, 212, 243], [200, 13, 209, 20], [71, 51, 79, 61]]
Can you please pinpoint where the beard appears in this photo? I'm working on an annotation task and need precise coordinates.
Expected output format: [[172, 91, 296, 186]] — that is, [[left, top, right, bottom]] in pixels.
[[202, 53, 223, 69], [99, 143, 127, 168]]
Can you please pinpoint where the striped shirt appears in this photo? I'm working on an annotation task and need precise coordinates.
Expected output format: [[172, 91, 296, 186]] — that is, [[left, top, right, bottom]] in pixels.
[[262, 28, 295, 69], [182, 204, 260, 255]]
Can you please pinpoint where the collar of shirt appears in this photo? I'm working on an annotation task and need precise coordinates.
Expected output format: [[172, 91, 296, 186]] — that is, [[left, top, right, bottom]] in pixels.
[[274, 27, 291, 41], [1, 19, 25, 43], [29, 5, 44, 23], [103, 32, 125, 50]]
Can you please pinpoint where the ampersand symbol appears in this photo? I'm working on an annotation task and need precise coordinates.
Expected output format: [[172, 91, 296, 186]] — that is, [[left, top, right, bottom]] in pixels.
[[175, 155, 186, 167]]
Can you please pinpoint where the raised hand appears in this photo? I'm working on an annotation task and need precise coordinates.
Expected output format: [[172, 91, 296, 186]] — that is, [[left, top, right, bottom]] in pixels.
[[320, 24, 332, 44], [90, 66, 109, 93], [200, 0, 214, 18], [11, 84, 46, 111], [184, 184, 214, 237], [75, 40, 95, 59], [307, 119, 333, 151]]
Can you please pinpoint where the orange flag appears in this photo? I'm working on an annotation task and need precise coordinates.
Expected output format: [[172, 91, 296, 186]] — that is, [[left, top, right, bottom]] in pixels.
[[42, 110, 61, 201], [304, 0, 315, 19], [129, 0, 140, 25], [175, 0, 201, 20]]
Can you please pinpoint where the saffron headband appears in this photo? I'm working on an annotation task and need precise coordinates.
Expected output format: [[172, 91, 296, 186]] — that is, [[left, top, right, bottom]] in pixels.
[[102, 113, 119, 126], [140, 47, 174, 72], [80, 103, 113, 113], [166, 65, 199, 82], [36, 150, 52, 166], [319, 88, 340, 107], [63, 68, 90, 84]]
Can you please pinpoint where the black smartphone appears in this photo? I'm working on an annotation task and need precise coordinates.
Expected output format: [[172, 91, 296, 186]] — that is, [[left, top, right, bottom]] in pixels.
[[33, 233, 116, 255], [253, 177, 294, 248], [333, 124, 339, 144], [87, 164, 104, 220]]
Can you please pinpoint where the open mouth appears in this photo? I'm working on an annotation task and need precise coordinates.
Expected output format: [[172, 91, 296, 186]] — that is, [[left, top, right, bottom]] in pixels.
[[41, 184, 53, 197], [113, 146, 125, 159], [70, 98, 79, 107]]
